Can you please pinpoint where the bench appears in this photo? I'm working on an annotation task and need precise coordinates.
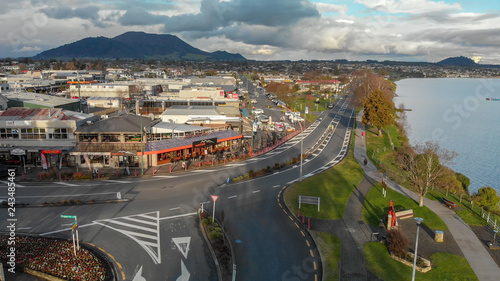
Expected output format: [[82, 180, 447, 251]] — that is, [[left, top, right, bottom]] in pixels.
[[395, 209, 414, 220], [442, 197, 458, 209]]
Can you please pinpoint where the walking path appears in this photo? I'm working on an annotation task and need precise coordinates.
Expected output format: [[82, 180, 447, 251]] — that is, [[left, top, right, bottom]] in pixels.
[[354, 112, 500, 281]]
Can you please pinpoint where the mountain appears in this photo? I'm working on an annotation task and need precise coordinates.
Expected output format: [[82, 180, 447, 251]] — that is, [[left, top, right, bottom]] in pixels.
[[33, 31, 246, 61], [437, 56, 477, 67]]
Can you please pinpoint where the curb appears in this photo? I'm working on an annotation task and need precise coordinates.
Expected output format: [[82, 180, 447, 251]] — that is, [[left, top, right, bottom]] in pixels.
[[198, 213, 223, 281], [278, 185, 323, 281]]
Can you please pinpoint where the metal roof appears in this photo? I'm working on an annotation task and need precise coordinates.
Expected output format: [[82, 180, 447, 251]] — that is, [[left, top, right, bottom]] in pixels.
[[0, 108, 91, 121], [160, 105, 220, 116], [144, 130, 242, 154], [2, 92, 79, 107], [151, 123, 209, 133], [76, 114, 155, 133]]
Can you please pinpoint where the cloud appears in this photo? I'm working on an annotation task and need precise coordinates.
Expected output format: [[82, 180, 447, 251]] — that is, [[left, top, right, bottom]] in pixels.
[[314, 3, 348, 15], [118, 8, 167, 26], [356, 0, 462, 14], [41, 5, 109, 28], [13, 46, 42, 52]]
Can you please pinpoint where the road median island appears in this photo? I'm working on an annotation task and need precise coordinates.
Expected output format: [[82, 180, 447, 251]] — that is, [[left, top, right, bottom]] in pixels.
[[0, 235, 113, 281]]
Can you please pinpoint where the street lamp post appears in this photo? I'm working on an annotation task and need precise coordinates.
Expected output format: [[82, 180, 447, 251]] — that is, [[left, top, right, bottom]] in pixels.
[[140, 115, 144, 175], [493, 230, 498, 246], [412, 217, 424, 281]]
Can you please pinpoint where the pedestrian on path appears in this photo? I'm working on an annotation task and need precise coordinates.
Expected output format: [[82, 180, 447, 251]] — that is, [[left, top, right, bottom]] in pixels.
[[364, 158, 368, 166], [361, 131, 364, 139]]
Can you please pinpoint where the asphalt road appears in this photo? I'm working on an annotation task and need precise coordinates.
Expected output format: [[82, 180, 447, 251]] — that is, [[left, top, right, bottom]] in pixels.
[[0, 95, 356, 281]]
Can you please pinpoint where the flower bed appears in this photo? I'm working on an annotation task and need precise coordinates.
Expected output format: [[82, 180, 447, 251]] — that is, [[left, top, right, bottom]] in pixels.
[[390, 251, 432, 273]]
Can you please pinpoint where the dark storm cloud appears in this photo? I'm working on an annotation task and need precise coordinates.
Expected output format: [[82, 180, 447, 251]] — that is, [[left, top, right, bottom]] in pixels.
[[116, 0, 320, 31], [118, 8, 167, 26], [41, 5, 109, 28], [413, 28, 500, 48]]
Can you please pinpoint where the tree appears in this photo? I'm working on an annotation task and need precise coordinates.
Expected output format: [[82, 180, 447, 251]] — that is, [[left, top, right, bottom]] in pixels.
[[350, 69, 395, 106], [394, 141, 458, 207], [455, 173, 471, 194], [362, 89, 395, 136], [473, 187, 500, 211]]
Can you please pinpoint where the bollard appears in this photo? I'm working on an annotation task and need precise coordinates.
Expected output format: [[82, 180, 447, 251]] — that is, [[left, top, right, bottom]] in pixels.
[[298, 208, 300, 218], [308, 218, 311, 229], [116, 171, 119, 177], [169, 166, 172, 173], [302, 213, 305, 223]]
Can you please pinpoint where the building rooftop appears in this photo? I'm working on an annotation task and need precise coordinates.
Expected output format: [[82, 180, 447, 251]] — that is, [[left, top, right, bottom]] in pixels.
[[76, 114, 155, 133], [161, 105, 220, 116], [0, 108, 93, 121], [2, 91, 79, 108]]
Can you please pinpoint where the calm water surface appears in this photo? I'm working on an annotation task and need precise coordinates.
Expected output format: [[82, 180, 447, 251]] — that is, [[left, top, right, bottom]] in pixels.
[[395, 78, 500, 194]]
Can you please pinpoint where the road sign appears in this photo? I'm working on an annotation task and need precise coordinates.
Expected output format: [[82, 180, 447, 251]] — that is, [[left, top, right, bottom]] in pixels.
[[72, 222, 78, 230], [305, 106, 309, 114], [211, 195, 219, 202], [61, 215, 76, 219]]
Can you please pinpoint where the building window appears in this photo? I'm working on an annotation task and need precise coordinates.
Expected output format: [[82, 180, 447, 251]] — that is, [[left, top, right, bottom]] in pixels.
[[125, 134, 142, 142], [53, 128, 68, 139], [101, 134, 120, 142], [20, 128, 46, 139], [0, 128, 20, 139], [79, 134, 98, 142]]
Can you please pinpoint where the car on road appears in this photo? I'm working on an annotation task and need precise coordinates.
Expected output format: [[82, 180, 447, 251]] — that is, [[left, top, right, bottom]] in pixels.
[[327, 103, 334, 109], [250, 99, 258, 104], [252, 108, 264, 115]]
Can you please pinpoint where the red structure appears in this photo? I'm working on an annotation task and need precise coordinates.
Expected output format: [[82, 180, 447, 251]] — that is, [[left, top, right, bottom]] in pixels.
[[388, 200, 397, 228]]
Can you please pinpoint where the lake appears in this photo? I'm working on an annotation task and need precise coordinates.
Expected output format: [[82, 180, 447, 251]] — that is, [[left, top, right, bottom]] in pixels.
[[395, 78, 500, 195]]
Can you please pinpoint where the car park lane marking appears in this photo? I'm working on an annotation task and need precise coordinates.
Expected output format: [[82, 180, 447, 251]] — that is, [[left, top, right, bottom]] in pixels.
[[54, 182, 79, 186], [103, 180, 132, 184]]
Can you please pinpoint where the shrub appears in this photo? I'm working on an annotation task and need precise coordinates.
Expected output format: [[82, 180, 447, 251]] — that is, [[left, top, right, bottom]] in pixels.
[[249, 170, 254, 177], [77, 200, 82, 205], [386, 229, 409, 258], [209, 230, 219, 240], [473, 186, 500, 211], [200, 211, 208, 219], [70, 200, 75, 205], [267, 166, 271, 172], [202, 218, 210, 225], [243, 173, 249, 179], [62, 200, 68, 205], [274, 163, 280, 169], [214, 227, 222, 232], [261, 168, 267, 174]]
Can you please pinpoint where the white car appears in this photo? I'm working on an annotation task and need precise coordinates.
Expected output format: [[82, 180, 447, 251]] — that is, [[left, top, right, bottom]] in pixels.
[[252, 108, 264, 115], [250, 99, 258, 104]]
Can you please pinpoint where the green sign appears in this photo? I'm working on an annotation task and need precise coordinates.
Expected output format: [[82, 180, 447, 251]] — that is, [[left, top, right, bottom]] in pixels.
[[60, 215, 76, 219]]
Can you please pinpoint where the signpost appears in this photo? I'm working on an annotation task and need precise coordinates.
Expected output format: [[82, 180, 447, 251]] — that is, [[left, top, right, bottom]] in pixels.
[[61, 215, 79, 256], [211, 195, 219, 221]]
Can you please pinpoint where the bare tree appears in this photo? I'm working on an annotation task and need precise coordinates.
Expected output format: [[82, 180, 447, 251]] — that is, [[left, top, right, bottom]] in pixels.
[[394, 141, 458, 207]]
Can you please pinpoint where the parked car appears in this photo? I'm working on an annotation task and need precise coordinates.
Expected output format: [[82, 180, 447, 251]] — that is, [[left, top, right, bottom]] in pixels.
[[250, 99, 258, 104]]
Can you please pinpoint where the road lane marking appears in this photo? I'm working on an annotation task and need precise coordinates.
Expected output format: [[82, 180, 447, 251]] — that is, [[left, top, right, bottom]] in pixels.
[[273, 185, 280, 188], [310, 250, 314, 257], [192, 169, 216, 173], [54, 182, 79, 186], [0, 181, 25, 187], [301, 231, 306, 237], [294, 222, 300, 229], [228, 195, 237, 199], [154, 175, 178, 178], [169, 207, 180, 211], [306, 240, 310, 247], [314, 262, 317, 270], [289, 216, 293, 221], [102, 180, 132, 183], [252, 190, 260, 193]]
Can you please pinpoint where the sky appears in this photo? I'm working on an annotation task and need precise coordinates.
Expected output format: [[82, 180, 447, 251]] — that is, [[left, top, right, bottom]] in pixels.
[[1, 0, 500, 64]]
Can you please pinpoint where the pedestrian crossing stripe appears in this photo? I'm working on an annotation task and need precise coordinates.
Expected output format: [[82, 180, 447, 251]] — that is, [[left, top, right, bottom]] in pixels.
[[94, 211, 161, 264]]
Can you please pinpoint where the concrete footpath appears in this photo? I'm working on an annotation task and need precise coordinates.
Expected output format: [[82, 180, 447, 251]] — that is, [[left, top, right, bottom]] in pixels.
[[354, 112, 500, 281]]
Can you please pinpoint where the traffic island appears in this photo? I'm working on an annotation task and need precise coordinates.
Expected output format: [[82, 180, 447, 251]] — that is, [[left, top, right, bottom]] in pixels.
[[199, 211, 234, 281], [0, 235, 114, 281]]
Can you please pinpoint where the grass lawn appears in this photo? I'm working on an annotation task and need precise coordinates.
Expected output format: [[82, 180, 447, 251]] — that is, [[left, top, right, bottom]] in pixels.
[[311, 231, 341, 280], [364, 242, 478, 281], [365, 124, 403, 172], [362, 182, 448, 230], [284, 133, 364, 220]]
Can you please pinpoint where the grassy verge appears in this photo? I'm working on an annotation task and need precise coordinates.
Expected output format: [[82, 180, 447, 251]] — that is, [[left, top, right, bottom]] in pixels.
[[311, 231, 341, 280], [364, 242, 478, 281], [284, 133, 363, 220], [362, 183, 448, 230], [365, 124, 403, 172]]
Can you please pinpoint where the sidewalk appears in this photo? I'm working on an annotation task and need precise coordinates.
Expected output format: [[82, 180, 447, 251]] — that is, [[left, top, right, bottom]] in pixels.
[[354, 112, 500, 281]]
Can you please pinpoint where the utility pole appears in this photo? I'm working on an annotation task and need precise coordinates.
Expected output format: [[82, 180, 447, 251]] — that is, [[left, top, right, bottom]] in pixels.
[[77, 71, 82, 113], [140, 116, 144, 175]]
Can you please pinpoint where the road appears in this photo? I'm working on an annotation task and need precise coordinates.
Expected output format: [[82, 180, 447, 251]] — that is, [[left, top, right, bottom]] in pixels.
[[0, 95, 356, 280]]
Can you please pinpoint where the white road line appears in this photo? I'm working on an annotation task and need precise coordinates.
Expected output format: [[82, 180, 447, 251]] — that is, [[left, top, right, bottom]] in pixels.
[[169, 207, 180, 211], [273, 185, 280, 188], [0, 181, 25, 187], [225, 163, 246, 167], [54, 182, 79, 187], [252, 190, 260, 193], [192, 170, 215, 173], [102, 180, 132, 183], [154, 175, 178, 178], [228, 195, 237, 199]]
